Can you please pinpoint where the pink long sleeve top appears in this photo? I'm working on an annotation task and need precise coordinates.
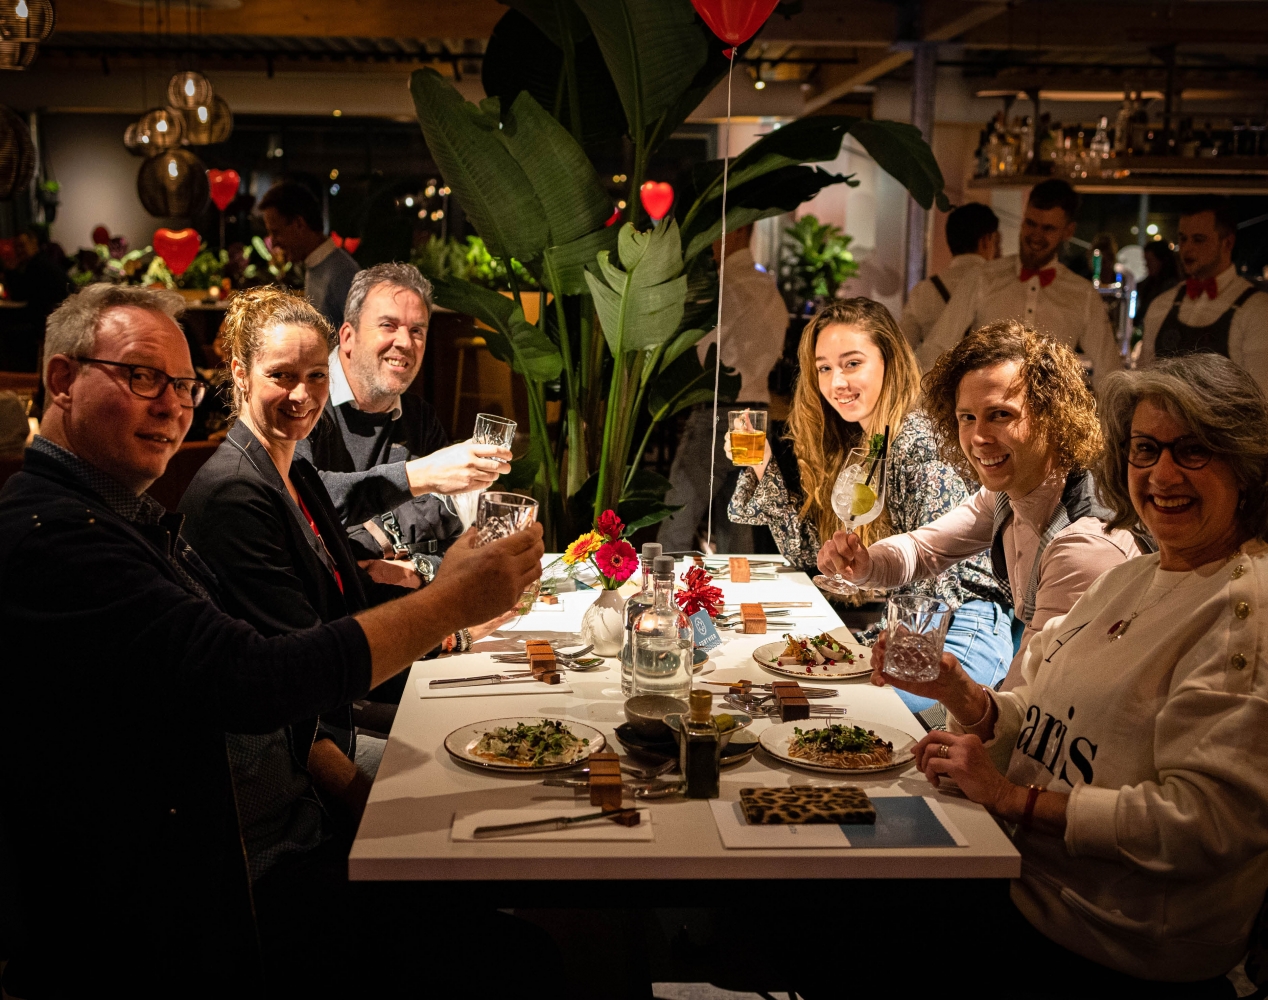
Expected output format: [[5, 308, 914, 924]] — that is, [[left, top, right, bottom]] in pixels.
[[854, 470, 1140, 687]]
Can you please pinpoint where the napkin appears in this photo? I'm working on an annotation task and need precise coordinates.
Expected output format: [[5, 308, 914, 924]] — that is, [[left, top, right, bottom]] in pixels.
[[451, 805, 654, 842], [708, 795, 967, 849], [416, 677, 574, 700]]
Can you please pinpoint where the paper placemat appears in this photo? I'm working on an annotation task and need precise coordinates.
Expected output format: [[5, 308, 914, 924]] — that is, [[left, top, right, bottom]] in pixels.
[[708, 794, 968, 849], [416, 677, 574, 699], [451, 805, 653, 842]]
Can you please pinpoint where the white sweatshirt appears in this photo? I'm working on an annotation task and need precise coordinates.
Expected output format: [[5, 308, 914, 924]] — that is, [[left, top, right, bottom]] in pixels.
[[962, 539, 1268, 981]]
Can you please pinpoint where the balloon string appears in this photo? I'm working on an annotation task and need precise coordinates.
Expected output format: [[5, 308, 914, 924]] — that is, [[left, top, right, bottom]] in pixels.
[[706, 48, 735, 554]]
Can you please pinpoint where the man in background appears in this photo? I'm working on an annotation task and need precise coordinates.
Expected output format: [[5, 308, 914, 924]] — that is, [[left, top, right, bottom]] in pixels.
[[1138, 196, 1268, 395], [257, 180, 360, 330], [900, 202, 999, 352], [658, 223, 788, 553], [917, 179, 1122, 390], [0, 226, 71, 371]]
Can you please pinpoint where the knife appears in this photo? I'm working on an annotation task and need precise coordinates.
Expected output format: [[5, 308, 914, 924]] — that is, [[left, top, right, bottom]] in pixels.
[[472, 808, 640, 839], [428, 672, 535, 688]]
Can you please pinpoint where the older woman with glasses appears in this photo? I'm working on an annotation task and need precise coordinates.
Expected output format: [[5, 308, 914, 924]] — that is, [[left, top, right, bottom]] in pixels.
[[868, 352, 1268, 995]]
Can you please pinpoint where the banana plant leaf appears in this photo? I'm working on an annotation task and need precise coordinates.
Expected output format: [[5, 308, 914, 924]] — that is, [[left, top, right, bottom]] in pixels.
[[508, 307, 565, 381], [483, 7, 627, 147], [681, 164, 853, 263], [585, 219, 687, 354], [503, 0, 591, 46], [429, 276, 516, 336], [567, 469, 682, 534], [678, 250, 719, 335], [542, 226, 620, 297], [572, 0, 707, 143], [649, 343, 740, 422], [410, 70, 550, 263]]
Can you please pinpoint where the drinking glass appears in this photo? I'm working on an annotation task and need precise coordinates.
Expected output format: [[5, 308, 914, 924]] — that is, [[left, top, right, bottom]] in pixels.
[[475, 491, 540, 615], [882, 595, 952, 684], [728, 409, 768, 467], [812, 447, 887, 597], [453, 413, 518, 530]]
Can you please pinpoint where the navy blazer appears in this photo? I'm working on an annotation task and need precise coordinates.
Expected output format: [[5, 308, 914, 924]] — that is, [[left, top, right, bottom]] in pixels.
[[0, 448, 372, 996]]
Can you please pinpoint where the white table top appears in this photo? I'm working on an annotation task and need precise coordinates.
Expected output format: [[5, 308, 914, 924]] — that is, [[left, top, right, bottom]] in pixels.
[[349, 558, 1021, 882]]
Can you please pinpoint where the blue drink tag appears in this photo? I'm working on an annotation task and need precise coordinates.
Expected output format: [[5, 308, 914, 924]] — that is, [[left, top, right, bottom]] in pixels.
[[690, 609, 723, 652]]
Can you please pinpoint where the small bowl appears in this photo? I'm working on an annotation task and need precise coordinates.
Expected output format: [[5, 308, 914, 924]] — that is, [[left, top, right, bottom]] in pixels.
[[623, 695, 688, 740], [663, 711, 753, 751]]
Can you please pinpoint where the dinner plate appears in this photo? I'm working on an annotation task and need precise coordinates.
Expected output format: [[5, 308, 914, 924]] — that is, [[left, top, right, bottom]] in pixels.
[[752, 626, 872, 679], [444, 717, 606, 773], [758, 720, 917, 774]]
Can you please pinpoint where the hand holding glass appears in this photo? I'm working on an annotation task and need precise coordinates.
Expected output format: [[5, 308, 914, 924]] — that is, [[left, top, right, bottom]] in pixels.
[[728, 409, 768, 467], [812, 448, 886, 597], [453, 413, 517, 529], [475, 491, 540, 615], [881, 595, 951, 683]]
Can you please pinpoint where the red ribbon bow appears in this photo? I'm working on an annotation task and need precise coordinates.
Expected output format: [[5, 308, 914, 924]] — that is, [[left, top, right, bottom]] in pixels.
[[1186, 277, 1219, 300], [1019, 267, 1056, 288]]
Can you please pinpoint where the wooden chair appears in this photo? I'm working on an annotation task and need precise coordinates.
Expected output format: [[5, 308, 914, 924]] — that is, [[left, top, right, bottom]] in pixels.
[[147, 440, 220, 509]]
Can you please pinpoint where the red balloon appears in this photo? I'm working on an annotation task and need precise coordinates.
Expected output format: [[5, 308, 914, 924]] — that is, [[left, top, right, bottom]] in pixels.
[[639, 181, 675, 223], [207, 169, 240, 212], [153, 228, 201, 276], [690, 0, 781, 46]]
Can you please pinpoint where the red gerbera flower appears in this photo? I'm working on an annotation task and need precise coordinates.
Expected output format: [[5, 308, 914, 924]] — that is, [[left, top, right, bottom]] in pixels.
[[594, 539, 638, 584], [596, 509, 624, 541], [675, 566, 724, 618]]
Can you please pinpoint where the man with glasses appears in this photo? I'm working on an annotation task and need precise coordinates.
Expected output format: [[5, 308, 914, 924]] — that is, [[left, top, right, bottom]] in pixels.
[[0, 284, 546, 996]]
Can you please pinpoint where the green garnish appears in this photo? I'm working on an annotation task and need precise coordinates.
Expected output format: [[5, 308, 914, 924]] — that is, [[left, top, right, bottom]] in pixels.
[[865, 432, 885, 460], [791, 724, 890, 754], [473, 719, 589, 766]]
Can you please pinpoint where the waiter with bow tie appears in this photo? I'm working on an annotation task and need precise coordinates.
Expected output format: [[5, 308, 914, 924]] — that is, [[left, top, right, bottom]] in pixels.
[[916, 179, 1123, 391], [1139, 196, 1268, 395]]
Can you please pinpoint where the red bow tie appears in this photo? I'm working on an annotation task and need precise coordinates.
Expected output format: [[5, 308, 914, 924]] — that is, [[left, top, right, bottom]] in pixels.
[[1019, 267, 1056, 288], [1186, 277, 1219, 300]]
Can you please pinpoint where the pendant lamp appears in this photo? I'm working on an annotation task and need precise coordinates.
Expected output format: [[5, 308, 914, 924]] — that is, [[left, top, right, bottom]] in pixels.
[[137, 107, 185, 151], [168, 70, 213, 110], [137, 148, 209, 218]]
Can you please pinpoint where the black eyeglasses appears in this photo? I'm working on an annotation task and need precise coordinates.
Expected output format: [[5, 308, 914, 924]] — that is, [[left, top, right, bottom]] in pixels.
[[77, 357, 207, 408], [1127, 434, 1214, 471]]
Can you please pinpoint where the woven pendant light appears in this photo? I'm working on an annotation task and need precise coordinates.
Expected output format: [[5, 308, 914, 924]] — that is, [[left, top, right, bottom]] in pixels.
[[168, 70, 214, 110], [137, 107, 185, 151], [0, 0, 53, 71], [183, 95, 233, 146], [137, 148, 209, 218], [0, 104, 35, 199], [123, 120, 148, 157]]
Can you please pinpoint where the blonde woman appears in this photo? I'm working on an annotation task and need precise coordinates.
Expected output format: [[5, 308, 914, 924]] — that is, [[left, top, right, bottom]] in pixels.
[[729, 298, 1013, 712]]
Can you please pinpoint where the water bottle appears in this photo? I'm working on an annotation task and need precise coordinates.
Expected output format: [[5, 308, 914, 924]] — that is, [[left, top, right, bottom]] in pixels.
[[631, 555, 693, 701], [620, 542, 661, 696]]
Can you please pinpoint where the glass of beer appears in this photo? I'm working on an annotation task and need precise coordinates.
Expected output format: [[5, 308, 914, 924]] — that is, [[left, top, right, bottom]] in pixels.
[[728, 409, 768, 466]]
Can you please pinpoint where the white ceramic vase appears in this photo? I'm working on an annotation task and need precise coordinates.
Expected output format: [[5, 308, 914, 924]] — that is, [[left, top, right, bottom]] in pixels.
[[579, 588, 626, 657]]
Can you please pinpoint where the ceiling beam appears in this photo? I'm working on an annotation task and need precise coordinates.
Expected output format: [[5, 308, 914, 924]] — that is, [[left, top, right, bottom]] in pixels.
[[960, 3, 1268, 49], [802, 2, 1012, 113]]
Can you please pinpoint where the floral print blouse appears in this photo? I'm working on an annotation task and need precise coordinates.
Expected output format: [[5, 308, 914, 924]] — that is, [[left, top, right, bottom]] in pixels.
[[729, 410, 1010, 619]]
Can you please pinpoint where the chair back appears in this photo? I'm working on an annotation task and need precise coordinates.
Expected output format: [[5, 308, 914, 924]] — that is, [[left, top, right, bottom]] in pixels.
[[147, 441, 219, 510]]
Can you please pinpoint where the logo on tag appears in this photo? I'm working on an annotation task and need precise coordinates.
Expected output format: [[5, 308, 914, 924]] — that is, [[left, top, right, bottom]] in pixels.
[[690, 609, 723, 652]]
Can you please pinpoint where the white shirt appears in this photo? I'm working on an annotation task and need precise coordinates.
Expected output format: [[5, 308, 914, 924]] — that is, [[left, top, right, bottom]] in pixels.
[[899, 253, 986, 351], [916, 255, 1123, 391], [695, 247, 788, 405], [1139, 264, 1268, 396], [955, 540, 1268, 981], [327, 348, 402, 421]]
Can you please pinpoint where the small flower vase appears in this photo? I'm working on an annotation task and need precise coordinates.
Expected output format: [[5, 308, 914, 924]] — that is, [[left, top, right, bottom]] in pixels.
[[579, 588, 627, 657]]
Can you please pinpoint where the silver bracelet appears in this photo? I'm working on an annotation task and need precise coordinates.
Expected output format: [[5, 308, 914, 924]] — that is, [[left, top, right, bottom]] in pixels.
[[457, 628, 472, 653]]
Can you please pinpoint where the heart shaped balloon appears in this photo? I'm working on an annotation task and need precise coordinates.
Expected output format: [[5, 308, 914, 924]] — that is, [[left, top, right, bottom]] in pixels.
[[639, 181, 674, 223], [690, 0, 781, 46], [153, 228, 201, 276], [207, 169, 240, 211]]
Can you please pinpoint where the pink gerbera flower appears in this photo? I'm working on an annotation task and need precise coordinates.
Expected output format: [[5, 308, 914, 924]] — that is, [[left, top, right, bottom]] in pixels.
[[594, 539, 638, 584]]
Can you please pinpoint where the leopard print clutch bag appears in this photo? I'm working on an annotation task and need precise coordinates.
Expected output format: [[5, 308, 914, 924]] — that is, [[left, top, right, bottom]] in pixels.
[[739, 786, 876, 824]]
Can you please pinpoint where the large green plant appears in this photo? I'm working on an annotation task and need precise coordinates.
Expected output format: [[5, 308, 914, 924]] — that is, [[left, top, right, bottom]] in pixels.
[[412, 0, 947, 546], [780, 214, 860, 316]]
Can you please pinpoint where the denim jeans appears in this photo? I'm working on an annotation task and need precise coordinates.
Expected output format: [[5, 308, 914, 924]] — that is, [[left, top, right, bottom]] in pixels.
[[893, 599, 1012, 714]]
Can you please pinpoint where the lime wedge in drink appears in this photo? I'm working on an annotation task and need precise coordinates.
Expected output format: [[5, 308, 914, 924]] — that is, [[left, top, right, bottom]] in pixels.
[[851, 483, 877, 517]]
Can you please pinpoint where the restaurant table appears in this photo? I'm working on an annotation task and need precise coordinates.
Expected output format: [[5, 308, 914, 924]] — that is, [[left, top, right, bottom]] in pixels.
[[349, 557, 1020, 895]]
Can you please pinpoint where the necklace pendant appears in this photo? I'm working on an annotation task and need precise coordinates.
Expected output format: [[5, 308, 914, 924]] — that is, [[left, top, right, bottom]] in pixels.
[[1107, 618, 1131, 641]]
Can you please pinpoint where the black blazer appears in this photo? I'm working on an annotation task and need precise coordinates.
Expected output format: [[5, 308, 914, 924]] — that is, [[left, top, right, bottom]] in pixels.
[[0, 448, 371, 996], [180, 421, 400, 754]]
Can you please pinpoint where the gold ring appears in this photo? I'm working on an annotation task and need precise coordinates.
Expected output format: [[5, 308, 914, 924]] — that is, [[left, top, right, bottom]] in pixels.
[[938, 743, 950, 758]]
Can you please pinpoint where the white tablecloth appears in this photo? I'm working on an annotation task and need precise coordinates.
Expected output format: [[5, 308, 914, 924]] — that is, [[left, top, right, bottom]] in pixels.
[[349, 557, 1020, 881]]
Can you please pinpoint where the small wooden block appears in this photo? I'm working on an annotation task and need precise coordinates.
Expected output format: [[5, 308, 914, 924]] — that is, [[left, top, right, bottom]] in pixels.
[[539, 593, 559, 605], [588, 752, 621, 776], [525, 640, 553, 654], [778, 696, 810, 722], [771, 681, 801, 701], [728, 557, 751, 583], [538, 671, 562, 685], [589, 774, 623, 810], [607, 809, 641, 827], [728, 680, 753, 694], [528, 652, 555, 669], [693, 555, 705, 567]]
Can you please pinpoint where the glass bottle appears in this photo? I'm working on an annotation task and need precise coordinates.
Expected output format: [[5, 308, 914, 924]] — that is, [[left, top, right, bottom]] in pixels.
[[1091, 116, 1112, 162], [679, 689, 721, 799], [631, 555, 692, 701], [620, 542, 662, 696]]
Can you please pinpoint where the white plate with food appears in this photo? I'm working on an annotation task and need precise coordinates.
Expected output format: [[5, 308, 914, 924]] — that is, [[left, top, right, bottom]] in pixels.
[[758, 720, 917, 774], [752, 627, 872, 679], [444, 717, 606, 773]]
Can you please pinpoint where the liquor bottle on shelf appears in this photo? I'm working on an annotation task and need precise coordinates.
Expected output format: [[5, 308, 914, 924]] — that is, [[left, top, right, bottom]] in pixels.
[[620, 542, 662, 696], [631, 555, 693, 701], [1090, 116, 1112, 175], [1114, 94, 1133, 156]]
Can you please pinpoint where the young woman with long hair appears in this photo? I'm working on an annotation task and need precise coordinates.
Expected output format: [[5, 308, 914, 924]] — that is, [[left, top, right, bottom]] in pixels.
[[729, 297, 1013, 712]]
